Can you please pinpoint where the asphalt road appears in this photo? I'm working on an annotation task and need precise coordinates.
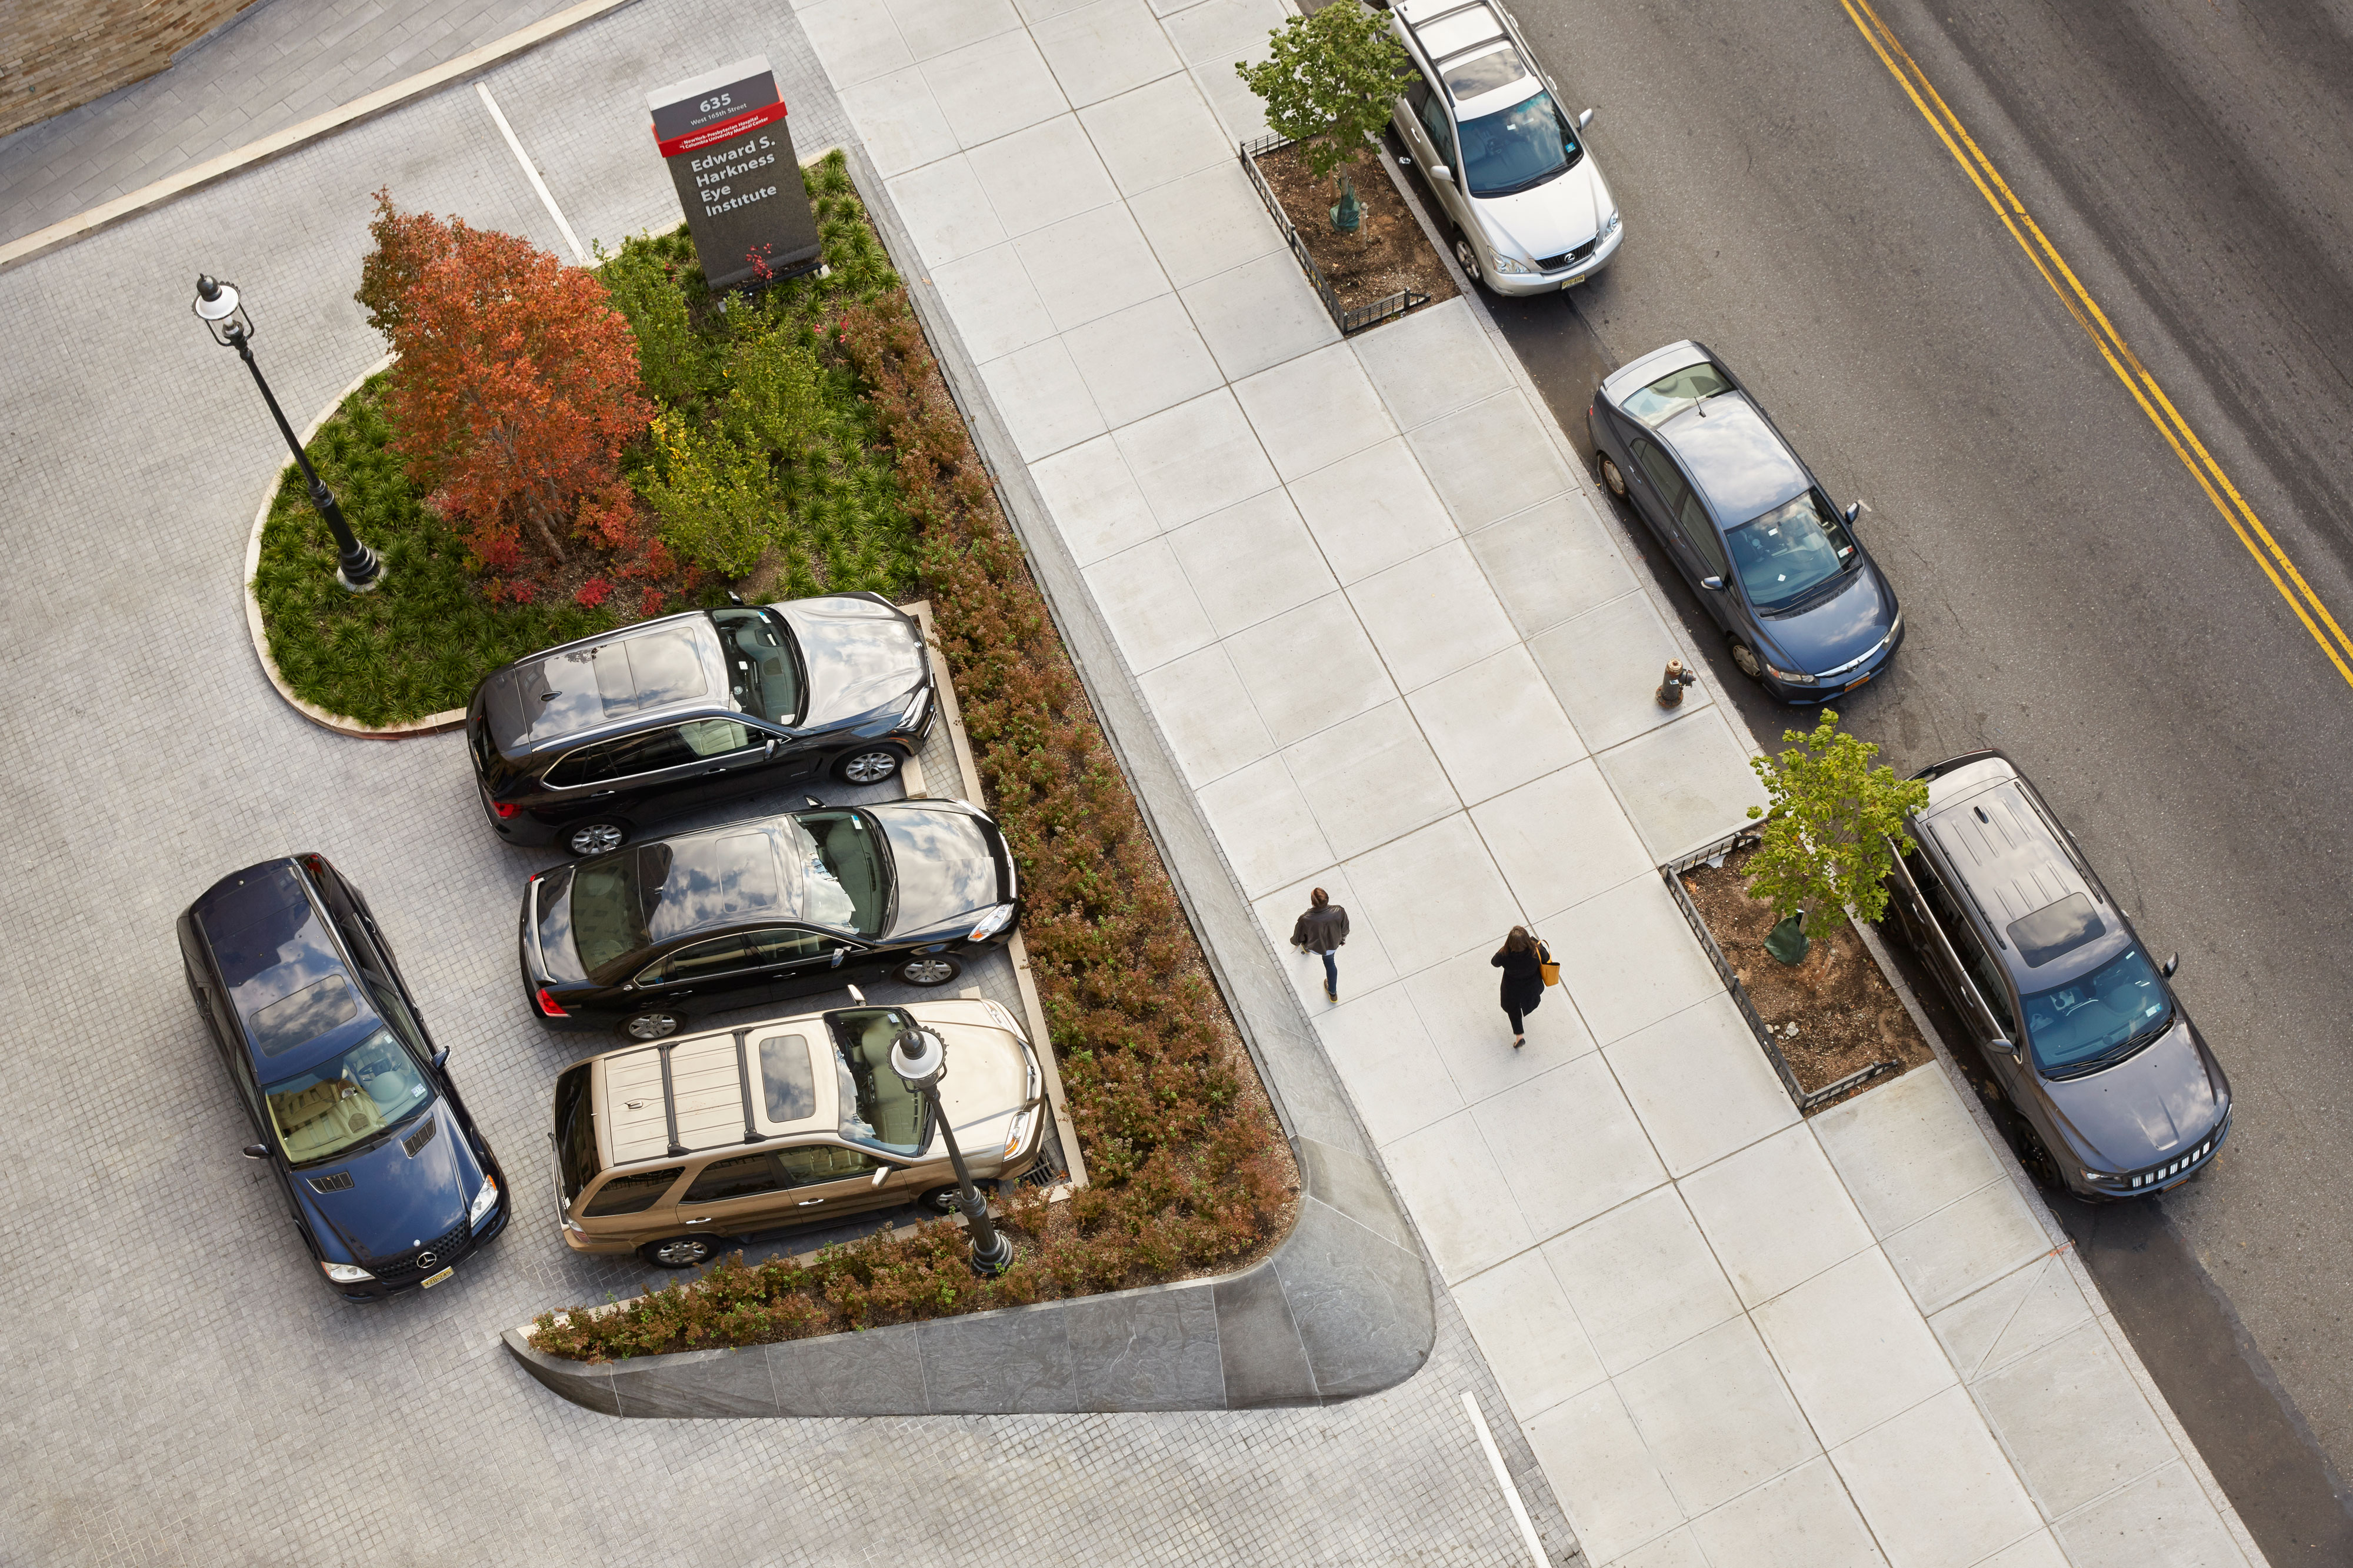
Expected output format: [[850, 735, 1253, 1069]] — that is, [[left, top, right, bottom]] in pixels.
[[1465, 0, 2353, 1552]]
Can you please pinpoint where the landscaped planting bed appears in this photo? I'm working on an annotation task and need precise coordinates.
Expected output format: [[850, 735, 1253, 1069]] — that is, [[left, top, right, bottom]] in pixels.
[[245, 152, 1298, 1359]]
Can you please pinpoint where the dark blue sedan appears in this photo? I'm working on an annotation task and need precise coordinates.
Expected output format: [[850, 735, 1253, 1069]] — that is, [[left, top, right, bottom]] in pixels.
[[179, 856, 508, 1300], [1589, 341, 1903, 701]]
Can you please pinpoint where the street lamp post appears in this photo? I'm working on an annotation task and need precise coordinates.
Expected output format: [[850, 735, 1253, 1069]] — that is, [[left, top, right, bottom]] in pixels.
[[889, 1027, 1015, 1277], [192, 274, 381, 591]]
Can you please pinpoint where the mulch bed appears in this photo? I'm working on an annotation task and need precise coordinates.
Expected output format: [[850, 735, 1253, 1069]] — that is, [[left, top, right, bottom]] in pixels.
[[1255, 144, 1458, 316], [1681, 842, 1934, 1110]]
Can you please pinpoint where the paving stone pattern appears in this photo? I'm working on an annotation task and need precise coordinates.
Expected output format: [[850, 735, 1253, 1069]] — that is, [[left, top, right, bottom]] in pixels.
[[0, 0, 1580, 1562], [798, 0, 2265, 1564]]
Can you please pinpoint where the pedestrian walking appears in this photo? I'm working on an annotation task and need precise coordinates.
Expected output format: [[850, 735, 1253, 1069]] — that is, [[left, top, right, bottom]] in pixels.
[[1493, 926, 1547, 1047], [1291, 888, 1349, 1003]]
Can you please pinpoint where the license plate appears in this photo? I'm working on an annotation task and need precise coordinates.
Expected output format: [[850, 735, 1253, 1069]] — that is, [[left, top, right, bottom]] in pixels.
[[1843, 672, 1875, 692], [421, 1266, 454, 1289], [1561, 276, 1584, 290]]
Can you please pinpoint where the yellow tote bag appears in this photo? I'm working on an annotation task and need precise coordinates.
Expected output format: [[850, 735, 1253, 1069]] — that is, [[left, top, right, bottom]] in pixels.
[[1537, 939, 1561, 987]]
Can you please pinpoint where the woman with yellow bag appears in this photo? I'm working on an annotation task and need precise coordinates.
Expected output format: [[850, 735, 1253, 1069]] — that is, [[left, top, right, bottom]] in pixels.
[[1492, 925, 1556, 1049]]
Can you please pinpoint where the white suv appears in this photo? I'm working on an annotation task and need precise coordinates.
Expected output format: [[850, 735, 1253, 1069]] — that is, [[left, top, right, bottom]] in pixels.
[[1380, 0, 1622, 293]]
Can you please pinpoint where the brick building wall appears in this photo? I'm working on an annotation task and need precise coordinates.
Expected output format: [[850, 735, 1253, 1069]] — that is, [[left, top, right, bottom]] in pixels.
[[1, 0, 263, 140]]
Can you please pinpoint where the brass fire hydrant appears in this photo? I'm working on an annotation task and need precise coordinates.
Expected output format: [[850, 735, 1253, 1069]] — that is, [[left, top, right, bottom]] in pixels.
[[1657, 659, 1698, 707]]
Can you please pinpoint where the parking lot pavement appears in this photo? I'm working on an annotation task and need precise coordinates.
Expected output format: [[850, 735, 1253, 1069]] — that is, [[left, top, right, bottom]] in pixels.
[[0, 2, 1581, 1561]]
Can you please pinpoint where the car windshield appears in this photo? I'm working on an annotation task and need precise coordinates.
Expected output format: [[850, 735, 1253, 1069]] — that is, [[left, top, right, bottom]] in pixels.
[[2023, 945, 2173, 1076], [1457, 89, 1581, 198], [1622, 362, 1733, 426], [568, 853, 654, 976], [714, 608, 803, 726], [1726, 491, 1855, 611], [787, 812, 888, 936], [827, 1008, 932, 1156], [264, 1027, 431, 1165]]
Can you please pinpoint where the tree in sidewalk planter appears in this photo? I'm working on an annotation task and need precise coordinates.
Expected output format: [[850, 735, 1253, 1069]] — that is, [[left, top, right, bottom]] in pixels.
[[355, 192, 654, 586], [1744, 710, 1929, 965], [1237, 0, 1410, 233]]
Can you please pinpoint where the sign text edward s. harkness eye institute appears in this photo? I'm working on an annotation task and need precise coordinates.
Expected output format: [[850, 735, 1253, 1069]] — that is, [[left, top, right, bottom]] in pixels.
[[646, 55, 822, 292]]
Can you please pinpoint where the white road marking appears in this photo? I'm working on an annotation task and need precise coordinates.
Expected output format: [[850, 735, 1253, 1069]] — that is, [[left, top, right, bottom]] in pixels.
[[1461, 1390, 1551, 1567], [476, 82, 586, 263]]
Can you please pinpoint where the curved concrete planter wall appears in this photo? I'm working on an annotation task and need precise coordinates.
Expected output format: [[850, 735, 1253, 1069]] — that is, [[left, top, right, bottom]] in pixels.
[[501, 142, 1439, 1418]]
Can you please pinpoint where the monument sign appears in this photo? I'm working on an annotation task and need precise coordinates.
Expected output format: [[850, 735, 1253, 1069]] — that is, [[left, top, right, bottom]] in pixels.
[[646, 55, 822, 291]]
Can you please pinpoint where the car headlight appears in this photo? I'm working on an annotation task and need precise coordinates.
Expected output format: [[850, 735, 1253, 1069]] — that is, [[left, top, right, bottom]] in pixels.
[[469, 1175, 501, 1228], [320, 1260, 375, 1285], [968, 903, 1016, 942], [1491, 252, 1532, 275], [1002, 1108, 1035, 1159], [1764, 663, 1819, 685], [898, 686, 931, 729], [1602, 209, 1621, 236]]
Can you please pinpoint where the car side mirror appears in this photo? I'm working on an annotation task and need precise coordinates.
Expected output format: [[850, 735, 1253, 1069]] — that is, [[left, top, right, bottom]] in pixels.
[[1429, 163, 1452, 184], [727, 590, 745, 606], [1701, 575, 1725, 592], [2161, 953, 2179, 978], [845, 983, 866, 1005], [1577, 107, 1596, 128], [764, 738, 778, 759], [870, 1167, 891, 1186], [1844, 501, 1862, 523], [242, 1143, 270, 1160], [804, 795, 823, 810], [1987, 1037, 2017, 1057], [432, 1047, 450, 1070]]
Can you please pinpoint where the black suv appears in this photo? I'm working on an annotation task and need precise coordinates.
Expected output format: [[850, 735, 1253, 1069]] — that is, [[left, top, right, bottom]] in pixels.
[[467, 593, 936, 858], [1885, 752, 2231, 1200], [178, 856, 509, 1299], [522, 800, 1021, 1040]]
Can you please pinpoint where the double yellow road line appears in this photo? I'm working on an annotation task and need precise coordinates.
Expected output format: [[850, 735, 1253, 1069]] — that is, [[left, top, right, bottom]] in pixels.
[[1835, 0, 2353, 689]]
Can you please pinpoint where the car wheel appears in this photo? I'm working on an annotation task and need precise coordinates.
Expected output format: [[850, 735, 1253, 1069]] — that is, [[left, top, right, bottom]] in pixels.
[[639, 1234, 722, 1269], [1597, 453, 1628, 499], [898, 954, 963, 987], [2004, 1111, 2063, 1191], [915, 1185, 962, 1215], [566, 819, 629, 858], [832, 746, 901, 785], [1452, 233, 1486, 291], [1726, 634, 1765, 683], [621, 1010, 682, 1041]]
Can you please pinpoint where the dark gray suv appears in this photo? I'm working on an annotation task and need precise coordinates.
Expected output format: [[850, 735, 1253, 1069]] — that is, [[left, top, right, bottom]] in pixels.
[[467, 593, 935, 858], [1885, 751, 2232, 1200]]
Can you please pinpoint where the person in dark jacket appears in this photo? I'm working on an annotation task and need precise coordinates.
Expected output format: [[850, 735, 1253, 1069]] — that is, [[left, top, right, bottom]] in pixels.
[[1493, 926, 1545, 1047], [1291, 888, 1349, 1002]]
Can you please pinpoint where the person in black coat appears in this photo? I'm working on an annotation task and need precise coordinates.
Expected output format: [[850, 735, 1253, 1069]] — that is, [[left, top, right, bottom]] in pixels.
[[1291, 888, 1349, 1002], [1493, 926, 1545, 1047]]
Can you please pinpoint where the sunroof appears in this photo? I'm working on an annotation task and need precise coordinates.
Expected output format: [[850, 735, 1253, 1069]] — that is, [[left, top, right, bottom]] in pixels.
[[1443, 43, 1528, 101], [2007, 893, 2105, 968], [251, 973, 359, 1056]]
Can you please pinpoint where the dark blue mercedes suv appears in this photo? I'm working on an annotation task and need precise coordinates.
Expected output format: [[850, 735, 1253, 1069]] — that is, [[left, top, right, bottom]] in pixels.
[[179, 855, 508, 1300]]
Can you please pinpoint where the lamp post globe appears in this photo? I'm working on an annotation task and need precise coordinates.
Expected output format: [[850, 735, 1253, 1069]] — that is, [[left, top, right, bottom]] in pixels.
[[192, 274, 381, 592], [891, 1027, 1015, 1277]]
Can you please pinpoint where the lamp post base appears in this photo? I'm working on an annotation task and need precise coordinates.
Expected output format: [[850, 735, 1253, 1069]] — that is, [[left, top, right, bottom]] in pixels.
[[335, 559, 385, 593], [967, 1232, 1016, 1277]]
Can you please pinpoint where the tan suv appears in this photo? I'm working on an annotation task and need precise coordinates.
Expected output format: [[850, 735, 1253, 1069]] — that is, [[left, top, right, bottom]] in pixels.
[[551, 999, 1045, 1267]]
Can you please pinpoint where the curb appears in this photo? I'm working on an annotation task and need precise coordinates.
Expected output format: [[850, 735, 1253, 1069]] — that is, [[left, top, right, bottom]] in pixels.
[[502, 138, 1437, 1422], [240, 355, 469, 741], [0, 0, 643, 275]]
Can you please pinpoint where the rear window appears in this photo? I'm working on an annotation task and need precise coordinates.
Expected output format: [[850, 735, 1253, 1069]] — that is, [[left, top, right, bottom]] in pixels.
[[582, 1165, 681, 1217], [568, 853, 655, 977], [249, 974, 360, 1057], [1623, 362, 1733, 426], [555, 1063, 598, 1203], [2007, 893, 2107, 968]]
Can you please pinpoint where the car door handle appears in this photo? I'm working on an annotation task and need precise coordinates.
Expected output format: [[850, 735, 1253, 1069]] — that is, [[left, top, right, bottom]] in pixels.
[[702, 768, 728, 775], [796, 1199, 825, 1207], [682, 1217, 713, 1225], [589, 790, 616, 798]]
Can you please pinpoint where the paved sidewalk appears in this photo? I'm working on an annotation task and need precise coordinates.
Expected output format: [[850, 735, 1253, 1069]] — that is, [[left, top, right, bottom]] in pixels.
[[796, 1, 2266, 1564], [0, 0, 586, 245]]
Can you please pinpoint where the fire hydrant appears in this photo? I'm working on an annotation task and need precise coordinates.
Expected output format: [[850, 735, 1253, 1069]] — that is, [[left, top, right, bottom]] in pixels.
[[1657, 659, 1698, 707]]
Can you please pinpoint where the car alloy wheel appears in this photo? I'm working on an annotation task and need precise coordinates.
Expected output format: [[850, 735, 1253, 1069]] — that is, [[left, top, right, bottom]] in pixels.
[[835, 748, 900, 785], [568, 820, 627, 857], [898, 955, 962, 987], [2011, 1119, 2063, 1192], [916, 1185, 961, 1215], [1453, 234, 1484, 288], [623, 1011, 681, 1041], [1727, 635, 1765, 682], [1598, 454, 1628, 498], [641, 1235, 718, 1268]]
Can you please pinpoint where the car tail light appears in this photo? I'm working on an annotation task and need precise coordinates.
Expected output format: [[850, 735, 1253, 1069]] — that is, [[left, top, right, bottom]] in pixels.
[[536, 988, 568, 1017], [491, 801, 519, 819]]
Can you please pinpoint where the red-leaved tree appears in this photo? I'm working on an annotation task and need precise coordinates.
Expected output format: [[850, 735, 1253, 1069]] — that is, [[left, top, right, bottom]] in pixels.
[[358, 193, 652, 569]]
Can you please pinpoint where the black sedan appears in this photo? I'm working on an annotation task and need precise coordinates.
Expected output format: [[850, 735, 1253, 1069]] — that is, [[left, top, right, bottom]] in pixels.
[[1590, 341, 1903, 702], [521, 799, 1021, 1039], [178, 856, 509, 1300], [467, 593, 937, 857]]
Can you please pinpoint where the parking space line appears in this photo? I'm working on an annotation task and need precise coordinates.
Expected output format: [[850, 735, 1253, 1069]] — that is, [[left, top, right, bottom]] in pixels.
[[1835, 0, 2353, 691], [476, 81, 587, 265], [1461, 1391, 1551, 1567]]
